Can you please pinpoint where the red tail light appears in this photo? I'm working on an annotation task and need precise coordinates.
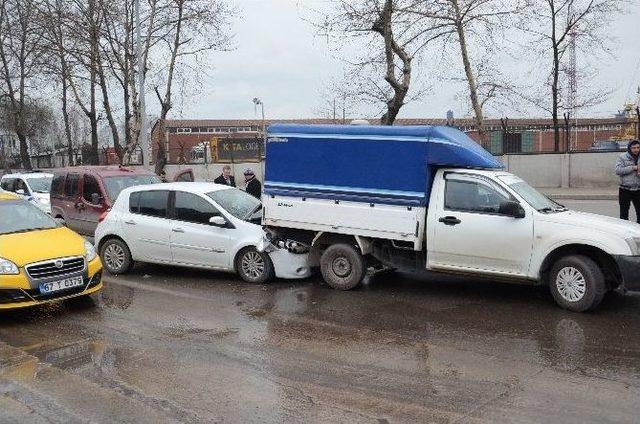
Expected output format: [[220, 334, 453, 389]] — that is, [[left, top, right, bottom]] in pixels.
[[98, 210, 110, 223]]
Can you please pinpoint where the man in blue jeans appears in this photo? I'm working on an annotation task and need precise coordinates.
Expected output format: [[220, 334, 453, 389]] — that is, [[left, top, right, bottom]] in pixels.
[[615, 140, 640, 222]]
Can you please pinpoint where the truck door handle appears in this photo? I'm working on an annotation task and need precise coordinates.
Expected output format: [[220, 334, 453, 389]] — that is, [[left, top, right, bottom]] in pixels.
[[172, 228, 185, 233], [124, 220, 136, 225], [438, 216, 461, 226]]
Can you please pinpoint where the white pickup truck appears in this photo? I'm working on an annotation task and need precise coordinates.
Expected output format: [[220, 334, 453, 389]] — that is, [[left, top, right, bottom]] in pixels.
[[262, 124, 640, 312]]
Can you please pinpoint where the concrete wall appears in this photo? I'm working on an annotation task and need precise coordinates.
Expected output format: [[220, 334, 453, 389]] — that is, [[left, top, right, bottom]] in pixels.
[[498, 152, 621, 188], [3, 152, 623, 189]]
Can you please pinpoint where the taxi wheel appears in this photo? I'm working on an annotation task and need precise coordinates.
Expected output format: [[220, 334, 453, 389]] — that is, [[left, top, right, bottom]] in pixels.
[[236, 247, 274, 284], [101, 238, 133, 275]]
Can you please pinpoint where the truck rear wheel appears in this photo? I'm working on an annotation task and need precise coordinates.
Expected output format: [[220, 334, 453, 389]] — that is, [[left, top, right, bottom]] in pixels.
[[320, 244, 365, 290], [549, 255, 606, 312]]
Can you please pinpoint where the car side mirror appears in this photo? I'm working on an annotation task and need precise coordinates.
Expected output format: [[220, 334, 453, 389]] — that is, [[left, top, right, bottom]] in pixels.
[[90, 193, 102, 205], [209, 216, 227, 227], [499, 200, 525, 218]]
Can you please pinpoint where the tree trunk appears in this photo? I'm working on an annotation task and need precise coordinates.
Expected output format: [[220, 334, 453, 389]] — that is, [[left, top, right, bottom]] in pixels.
[[550, 4, 561, 152], [373, 0, 411, 126], [154, 0, 184, 175], [17, 132, 32, 170], [452, 0, 485, 147], [61, 64, 74, 167]]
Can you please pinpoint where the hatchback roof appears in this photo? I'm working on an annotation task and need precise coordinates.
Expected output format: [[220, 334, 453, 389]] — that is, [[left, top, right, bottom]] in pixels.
[[53, 166, 156, 177], [124, 182, 233, 195]]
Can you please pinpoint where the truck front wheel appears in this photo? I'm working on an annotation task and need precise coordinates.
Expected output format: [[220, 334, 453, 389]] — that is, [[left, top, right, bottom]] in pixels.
[[320, 244, 365, 290], [549, 255, 606, 312]]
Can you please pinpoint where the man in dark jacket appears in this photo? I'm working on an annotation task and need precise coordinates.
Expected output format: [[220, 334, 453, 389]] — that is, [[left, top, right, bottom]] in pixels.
[[244, 168, 262, 199], [615, 140, 640, 222], [214, 165, 235, 187]]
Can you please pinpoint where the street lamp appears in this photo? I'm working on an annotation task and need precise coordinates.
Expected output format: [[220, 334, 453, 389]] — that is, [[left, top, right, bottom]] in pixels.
[[252, 97, 265, 159]]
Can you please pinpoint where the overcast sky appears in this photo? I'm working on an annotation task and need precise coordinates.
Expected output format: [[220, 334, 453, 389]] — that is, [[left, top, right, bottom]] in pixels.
[[177, 0, 640, 122]]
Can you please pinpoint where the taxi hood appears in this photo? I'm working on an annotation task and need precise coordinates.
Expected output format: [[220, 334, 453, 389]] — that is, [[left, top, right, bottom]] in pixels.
[[0, 227, 86, 267]]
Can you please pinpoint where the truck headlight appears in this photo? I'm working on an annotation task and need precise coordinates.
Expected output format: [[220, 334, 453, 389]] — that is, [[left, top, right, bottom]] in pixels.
[[0, 257, 19, 275], [625, 237, 640, 255], [85, 241, 98, 262]]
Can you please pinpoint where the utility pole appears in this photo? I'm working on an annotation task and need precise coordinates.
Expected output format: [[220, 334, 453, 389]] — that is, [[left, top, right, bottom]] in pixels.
[[135, 0, 149, 168], [253, 98, 265, 177]]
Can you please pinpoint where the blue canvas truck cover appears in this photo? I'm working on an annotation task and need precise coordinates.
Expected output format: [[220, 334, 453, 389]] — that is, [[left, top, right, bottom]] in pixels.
[[264, 124, 502, 207]]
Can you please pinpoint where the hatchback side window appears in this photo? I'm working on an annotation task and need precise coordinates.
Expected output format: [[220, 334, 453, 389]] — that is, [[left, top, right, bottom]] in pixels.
[[51, 175, 65, 197], [136, 190, 169, 218], [173, 191, 220, 225], [82, 175, 102, 204], [64, 174, 80, 198], [445, 177, 510, 214], [129, 192, 141, 213]]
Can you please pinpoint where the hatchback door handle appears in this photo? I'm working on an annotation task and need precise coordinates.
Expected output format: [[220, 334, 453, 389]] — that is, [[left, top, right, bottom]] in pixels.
[[438, 216, 461, 226], [124, 220, 136, 225], [172, 228, 185, 233]]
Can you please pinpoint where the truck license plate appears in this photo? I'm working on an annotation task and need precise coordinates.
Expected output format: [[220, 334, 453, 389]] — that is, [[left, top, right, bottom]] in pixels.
[[39, 276, 84, 294]]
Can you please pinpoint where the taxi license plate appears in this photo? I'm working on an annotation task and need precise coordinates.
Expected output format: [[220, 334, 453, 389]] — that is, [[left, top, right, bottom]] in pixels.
[[39, 276, 84, 294]]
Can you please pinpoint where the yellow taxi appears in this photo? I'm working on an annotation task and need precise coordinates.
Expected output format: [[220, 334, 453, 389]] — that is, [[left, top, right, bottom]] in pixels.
[[0, 191, 102, 309]]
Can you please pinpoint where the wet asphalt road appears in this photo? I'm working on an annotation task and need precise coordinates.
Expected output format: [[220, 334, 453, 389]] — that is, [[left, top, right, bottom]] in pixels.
[[0, 201, 639, 423]]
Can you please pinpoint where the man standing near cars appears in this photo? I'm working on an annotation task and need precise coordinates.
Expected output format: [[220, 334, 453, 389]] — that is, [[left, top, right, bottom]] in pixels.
[[214, 165, 236, 187], [244, 168, 262, 199], [615, 140, 640, 222]]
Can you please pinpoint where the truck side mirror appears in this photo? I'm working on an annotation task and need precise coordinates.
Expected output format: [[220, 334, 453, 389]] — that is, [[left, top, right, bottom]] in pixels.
[[499, 201, 525, 218]]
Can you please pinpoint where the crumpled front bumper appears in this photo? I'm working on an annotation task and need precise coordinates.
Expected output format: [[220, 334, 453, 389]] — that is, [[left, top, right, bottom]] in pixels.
[[256, 234, 315, 279], [613, 255, 640, 291]]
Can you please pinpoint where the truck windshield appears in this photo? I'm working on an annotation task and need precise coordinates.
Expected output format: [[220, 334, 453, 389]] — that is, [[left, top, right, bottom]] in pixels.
[[27, 177, 52, 193], [498, 175, 566, 212], [104, 175, 162, 201], [207, 188, 261, 220], [0, 200, 58, 235]]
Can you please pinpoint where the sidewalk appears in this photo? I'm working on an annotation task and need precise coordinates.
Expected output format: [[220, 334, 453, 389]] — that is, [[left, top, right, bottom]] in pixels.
[[540, 187, 618, 201]]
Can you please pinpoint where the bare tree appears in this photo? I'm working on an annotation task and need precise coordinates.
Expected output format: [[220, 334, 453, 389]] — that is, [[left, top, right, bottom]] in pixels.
[[316, 0, 448, 125], [518, 0, 621, 150], [0, 0, 47, 170], [151, 0, 234, 175], [404, 0, 515, 145]]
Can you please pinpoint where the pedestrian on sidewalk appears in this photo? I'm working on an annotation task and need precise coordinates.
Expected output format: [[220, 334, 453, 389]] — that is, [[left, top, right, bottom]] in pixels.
[[214, 165, 236, 187], [244, 168, 262, 199], [615, 140, 640, 223]]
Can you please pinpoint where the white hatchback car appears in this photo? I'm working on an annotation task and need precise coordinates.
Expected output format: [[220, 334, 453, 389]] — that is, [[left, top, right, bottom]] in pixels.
[[0, 172, 53, 213], [95, 182, 312, 283]]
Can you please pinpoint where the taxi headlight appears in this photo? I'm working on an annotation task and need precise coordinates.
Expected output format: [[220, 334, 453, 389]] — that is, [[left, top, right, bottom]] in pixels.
[[625, 237, 640, 255], [0, 257, 19, 275], [84, 241, 98, 262]]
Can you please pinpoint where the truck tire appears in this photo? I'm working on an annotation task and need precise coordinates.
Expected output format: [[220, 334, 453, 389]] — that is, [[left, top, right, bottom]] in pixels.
[[320, 244, 365, 290], [548, 255, 606, 312], [236, 247, 275, 284], [100, 238, 133, 275]]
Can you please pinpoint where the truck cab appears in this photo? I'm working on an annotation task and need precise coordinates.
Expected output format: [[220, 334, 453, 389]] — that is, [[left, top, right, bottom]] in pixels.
[[262, 124, 640, 312]]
